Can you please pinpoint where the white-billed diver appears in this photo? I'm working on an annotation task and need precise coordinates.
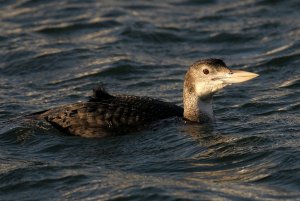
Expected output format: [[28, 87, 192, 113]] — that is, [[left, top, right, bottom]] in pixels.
[[35, 59, 259, 137]]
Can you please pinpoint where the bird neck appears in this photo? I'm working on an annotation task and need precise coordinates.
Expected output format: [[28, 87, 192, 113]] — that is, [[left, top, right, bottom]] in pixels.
[[183, 87, 214, 123]]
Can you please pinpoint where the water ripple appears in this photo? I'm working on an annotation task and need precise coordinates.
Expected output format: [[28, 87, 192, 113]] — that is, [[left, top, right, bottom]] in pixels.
[[36, 20, 121, 35], [1, 0, 300, 200]]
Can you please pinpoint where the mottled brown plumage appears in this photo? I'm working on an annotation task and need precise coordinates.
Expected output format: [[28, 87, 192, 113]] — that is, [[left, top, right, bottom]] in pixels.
[[38, 86, 183, 137]]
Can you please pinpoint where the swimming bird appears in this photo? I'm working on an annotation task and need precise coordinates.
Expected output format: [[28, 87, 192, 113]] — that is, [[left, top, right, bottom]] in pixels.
[[36, 59, 258, 138]]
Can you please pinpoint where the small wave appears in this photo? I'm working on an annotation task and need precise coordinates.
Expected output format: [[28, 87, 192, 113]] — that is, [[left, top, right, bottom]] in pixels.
[[2, 48, 90, 76], [242, 21, 280, 32], [0, 35, 7, 42], [265, 44, 293, 56], [121, 27, 184, 43], [279, 76, 300, 89], [97, 59, 145, 76], [15, 0, 53, 8], [258, 53, 300, 68], [171, 0, 215, 6], [36, 20, 121, 35], [278, 103, 300, 112], [102, 9, 127, 18], [255, 0, 285, 6], [124, 4, 159, 10], [205, 32, 256, 43], [47, 58, 149, 86]]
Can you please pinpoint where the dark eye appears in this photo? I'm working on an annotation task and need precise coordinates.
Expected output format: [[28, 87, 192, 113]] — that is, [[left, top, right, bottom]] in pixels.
[[203, 69, 209, 75]]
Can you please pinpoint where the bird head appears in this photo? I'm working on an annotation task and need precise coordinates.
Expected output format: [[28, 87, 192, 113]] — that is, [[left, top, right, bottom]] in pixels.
[[184, 59, 259, 100]]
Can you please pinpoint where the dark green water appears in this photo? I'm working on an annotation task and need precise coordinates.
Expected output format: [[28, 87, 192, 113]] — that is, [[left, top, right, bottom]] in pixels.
[[1, 0, 300, 200]]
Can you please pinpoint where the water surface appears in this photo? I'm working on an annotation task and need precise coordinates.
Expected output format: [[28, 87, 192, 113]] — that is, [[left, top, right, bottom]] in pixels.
[[0, 0, 300, 200]]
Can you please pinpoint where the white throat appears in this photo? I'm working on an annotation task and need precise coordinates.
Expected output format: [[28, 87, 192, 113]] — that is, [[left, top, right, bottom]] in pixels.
[[183, 89, 214, 122], [197, 98, 214, 120]]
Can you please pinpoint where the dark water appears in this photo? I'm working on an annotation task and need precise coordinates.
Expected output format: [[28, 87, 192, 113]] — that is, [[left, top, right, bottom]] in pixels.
[[1, 0, 300, 200]]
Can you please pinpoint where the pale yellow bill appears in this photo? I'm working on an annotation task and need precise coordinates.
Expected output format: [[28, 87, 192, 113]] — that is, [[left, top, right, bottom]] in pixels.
[[222, 69, 259, 84]]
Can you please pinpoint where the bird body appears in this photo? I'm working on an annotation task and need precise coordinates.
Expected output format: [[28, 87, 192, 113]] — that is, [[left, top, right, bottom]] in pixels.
[[36, 59, 259, 138], [38, 86, 183, 137]]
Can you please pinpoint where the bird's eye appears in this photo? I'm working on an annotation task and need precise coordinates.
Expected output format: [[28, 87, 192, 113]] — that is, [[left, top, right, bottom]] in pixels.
[[203, 69, 209, 75]]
